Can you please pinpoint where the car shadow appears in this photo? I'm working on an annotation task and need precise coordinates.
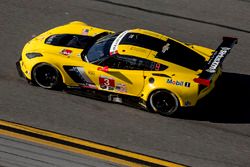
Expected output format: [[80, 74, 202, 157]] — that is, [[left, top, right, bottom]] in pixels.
[[177, 72, 250, 124]]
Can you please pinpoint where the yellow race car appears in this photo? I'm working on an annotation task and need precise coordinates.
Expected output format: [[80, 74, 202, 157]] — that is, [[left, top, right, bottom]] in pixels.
[[16, 21, 237, 116]]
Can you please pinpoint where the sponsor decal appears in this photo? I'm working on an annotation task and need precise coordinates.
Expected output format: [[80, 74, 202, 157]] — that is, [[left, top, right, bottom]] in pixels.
[[109, 30, 129, 55], [82, 29, 89, 35], [115, 83, 127, 92], [80, 84, 97, 89], [99, 76, 115, 90], [130, 47, 146, 53], [88, 71, 95, 75], [206, 47, 231, 73], [109, 50, 118, 56], [128, 34, 135, 39], [166, 79, 190, 87], [162, 43, 170, 53], [61, 49, 72, 56], [68, 66, 97, 89]]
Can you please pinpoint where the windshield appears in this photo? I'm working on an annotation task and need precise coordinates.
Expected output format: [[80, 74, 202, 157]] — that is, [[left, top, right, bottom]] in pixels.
[[83, 33, 119, 63]]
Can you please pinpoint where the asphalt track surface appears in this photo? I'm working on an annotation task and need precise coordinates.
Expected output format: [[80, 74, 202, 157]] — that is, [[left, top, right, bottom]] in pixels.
[[0, 0, 250, 166], [0, 134, 120, 167]]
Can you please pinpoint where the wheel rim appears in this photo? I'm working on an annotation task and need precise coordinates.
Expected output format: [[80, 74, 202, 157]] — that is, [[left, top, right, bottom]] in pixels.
[[33, 65, 59, 89], [150, 91, 178, 115]]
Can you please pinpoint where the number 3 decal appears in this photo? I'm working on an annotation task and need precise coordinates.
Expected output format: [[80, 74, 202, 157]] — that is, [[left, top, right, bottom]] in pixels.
[[103, 78, 110, 86], [99, 76, 115, 90]]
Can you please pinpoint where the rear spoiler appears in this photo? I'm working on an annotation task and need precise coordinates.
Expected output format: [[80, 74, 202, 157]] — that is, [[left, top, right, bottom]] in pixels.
[[194, 37, 238, 86]]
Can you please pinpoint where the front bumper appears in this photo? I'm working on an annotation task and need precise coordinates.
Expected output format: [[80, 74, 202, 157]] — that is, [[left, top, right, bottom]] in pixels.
[[16, 60, 24, 78]]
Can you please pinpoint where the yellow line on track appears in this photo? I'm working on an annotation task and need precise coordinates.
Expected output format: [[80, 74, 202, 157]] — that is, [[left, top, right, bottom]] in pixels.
[[0, 120, 186, 167]]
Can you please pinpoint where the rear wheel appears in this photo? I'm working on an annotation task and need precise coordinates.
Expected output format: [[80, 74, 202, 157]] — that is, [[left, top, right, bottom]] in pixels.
[[32, 63, 63, 89], [147, 90, 179, 116]]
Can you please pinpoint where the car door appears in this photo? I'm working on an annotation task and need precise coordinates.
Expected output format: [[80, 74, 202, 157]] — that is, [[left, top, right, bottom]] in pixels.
[[87, 55, 145, 96]]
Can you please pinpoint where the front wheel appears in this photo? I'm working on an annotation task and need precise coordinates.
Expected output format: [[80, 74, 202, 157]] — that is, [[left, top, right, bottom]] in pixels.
[[147, 90, 179, 116], [32, 63, 63, 90]]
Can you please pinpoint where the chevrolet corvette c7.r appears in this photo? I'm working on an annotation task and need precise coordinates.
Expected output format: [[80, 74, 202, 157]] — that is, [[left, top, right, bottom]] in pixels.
[[16, 21, 238, 116]]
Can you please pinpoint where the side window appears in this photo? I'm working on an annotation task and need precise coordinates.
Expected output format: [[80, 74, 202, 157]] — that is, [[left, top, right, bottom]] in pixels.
[[98, 56, 120, 68], [99, 55, 167, 71], [98, 56, 130, 69]]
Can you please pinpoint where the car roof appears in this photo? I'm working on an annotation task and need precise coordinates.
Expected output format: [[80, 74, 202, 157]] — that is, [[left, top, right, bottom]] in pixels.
[[114, 29, 169, 60], [112, 29, 207, 73]]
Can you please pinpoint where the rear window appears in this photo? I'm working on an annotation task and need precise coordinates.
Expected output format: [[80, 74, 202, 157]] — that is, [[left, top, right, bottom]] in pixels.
[[45, 34, 91, 49], [156, 39, 206, 71], [120, 33, 164, 51]]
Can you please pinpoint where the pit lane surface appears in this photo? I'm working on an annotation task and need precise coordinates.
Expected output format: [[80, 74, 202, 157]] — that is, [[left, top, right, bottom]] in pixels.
[[0, 0, 250, 166]]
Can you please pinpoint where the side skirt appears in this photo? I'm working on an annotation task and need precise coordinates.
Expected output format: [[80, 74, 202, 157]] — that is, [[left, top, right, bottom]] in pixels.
[[64, 87, 147, 111]]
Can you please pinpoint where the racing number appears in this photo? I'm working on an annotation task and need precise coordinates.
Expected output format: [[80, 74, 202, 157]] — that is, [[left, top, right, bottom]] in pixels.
[[99, 76, 115, 90], [155, 63, 161, 71], [103, 78, 110, 86]]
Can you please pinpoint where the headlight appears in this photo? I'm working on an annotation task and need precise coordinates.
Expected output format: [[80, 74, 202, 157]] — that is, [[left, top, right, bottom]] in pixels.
[[26, 53, 43, 59]]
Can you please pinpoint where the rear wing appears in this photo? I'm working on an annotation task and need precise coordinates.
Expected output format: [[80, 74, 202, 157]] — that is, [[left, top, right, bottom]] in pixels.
[[194, 37, 238, 86]]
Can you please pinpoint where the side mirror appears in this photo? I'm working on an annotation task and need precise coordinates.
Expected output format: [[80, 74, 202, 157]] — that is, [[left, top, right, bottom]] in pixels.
[[97, 66, 109, 72]]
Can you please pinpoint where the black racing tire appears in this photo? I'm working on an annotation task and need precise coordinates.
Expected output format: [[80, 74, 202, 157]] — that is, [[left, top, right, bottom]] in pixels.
[[147, 90, 179, 116], [32, 63, 63, 90]]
